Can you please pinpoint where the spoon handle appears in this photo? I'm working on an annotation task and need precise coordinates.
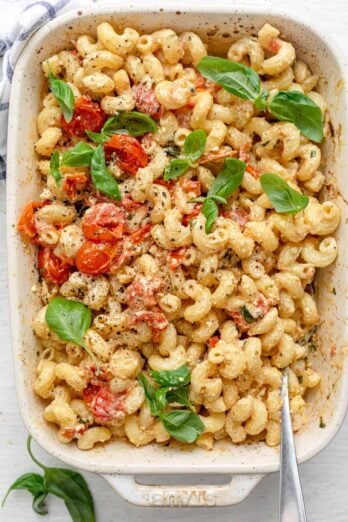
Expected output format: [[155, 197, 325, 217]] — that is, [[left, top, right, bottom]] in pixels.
[[279, 371, 307, 522]]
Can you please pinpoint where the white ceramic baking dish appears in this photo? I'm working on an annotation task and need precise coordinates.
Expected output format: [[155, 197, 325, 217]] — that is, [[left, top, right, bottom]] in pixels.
[[6, 2, 348, 508]]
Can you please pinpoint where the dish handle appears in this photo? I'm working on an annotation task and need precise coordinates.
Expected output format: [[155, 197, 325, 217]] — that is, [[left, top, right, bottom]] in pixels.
[[102, 473, 265, 507]]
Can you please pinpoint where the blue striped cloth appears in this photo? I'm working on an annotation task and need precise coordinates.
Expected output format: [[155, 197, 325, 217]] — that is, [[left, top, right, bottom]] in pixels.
[[0, 0, 96, 182]]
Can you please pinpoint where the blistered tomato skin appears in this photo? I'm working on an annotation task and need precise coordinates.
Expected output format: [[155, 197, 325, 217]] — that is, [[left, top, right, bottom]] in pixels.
[[75, 241, 118, 274], [81, 203, 126, 243], [62, 96, 106, 137], [83, 384, 126, 423], [104, 134, 149, 174], [38, 247, 72, 284]]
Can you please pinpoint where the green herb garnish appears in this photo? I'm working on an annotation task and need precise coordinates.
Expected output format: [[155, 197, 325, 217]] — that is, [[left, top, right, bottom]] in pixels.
[[2, 436, 95, 521]]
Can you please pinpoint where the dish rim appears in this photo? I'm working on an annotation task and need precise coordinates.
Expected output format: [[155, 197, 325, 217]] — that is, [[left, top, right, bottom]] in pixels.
[[6, 2, 348, 476]]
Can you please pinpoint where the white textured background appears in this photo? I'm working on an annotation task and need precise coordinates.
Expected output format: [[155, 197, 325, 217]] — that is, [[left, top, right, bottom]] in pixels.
[[1, 0, 348, 520]]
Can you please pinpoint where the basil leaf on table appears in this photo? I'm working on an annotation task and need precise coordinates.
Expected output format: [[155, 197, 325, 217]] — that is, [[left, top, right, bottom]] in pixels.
[[2, 472, 48, 515], [138, 374, 162, 416], [48, 72, 75, 123], [163, 158, 190, 181], [44, 468, 95, 522], [91, 145, 121, 201], [198, 56, 261, 101], [184, 129, 207, 164], [2, 436, 95, 522], [150, 364, 190, 388], [60, 142, 94, 167], [269, 91, 323, 143], [45, 297, 92, 356], [50, 151, 62, 185], [208, 158, 246, 200], [202, 198, 219, 233], [160, 410, 204, 443], [260, 173, 309, 214]]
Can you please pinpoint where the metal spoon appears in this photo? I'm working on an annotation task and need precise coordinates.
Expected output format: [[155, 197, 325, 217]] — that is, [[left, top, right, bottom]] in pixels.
[[279, 370, 307, 522]]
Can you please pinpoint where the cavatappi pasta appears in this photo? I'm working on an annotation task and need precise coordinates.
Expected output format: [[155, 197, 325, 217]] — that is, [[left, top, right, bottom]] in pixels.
[[18, 22, 340, 450]]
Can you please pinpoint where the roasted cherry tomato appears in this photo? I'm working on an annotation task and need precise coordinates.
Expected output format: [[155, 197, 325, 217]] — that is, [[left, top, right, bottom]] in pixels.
[[63, 173, 88, 200], [62, 96, 106, 137], [181, 203, 202, 226], [83, 384, 126, 423], [104, 134, 149, 174], [81, 203, 126, 243], [17, 201, 47, 239], [38, 247, 72, 284], [75, 241, 117, 274], [223, 208, 249, 228], [179, 178, 201, 197], [125, 276, 164, 309], [128, 309, 169, 342], [128, 223, 152, 244], [208, 335, 220, 348], [168, 247, 187, 271], [121, 195, 144, 211], [132, 85, 164, 120]]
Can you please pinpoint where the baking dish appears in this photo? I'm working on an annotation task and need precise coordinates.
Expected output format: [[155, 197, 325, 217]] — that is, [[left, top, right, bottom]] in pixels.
[[6, 2, 348, 507]]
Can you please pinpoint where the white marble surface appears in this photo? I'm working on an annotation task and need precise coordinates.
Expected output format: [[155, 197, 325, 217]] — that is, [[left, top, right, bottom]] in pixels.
[[1, 0, 348, 520]]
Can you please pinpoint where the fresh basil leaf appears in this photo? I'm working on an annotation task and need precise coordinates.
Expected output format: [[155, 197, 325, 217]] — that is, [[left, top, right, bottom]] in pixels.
[[91, 145, 121, 201], [202, 197, 218, 233], [166, 387, 192, 409], [160, 410, 204, 443], [32, 491, 49, 515], [60, 142, 94, 167], [138, 374, 161, 416], [208, 158, 246, 200], [48, 72, 75, 123], [269, 91, 323, 143], [85, 129, 107, 143], [50, 151, 62, 185], [150, 364, 190, 388], [184, 129, 206, 164], [2, 473, 46, 507], [260, 173, 309, 214], [116, 112, 157, 136], [198, 56, 261, 101], [163, 159, 190, 181], [44, 468, 95, 522], [154, 387, 169, 412], [240, 305, 256, 324], [209, 195, 227, 205], [254, 90, 269, 111], [45, 297, 92, 355], [190, 196, 205, 203], [164, 145, 181, 158]]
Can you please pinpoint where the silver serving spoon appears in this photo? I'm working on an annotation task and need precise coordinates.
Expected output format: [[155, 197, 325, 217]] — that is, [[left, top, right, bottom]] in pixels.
[[279, 370, 307, 522]]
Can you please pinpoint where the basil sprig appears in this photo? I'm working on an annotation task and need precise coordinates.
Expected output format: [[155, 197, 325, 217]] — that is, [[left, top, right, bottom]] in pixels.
[[48, 71, 75, 123], [138, 364, 204, 443], [50, 151, 62, 185], [45, 297, 93, 356], [91, 145, 121, 201], [260, 173, 309, 214], [86, 111, 157, 143], [2, 436, 95, 521], [193, 158, 246, 233], [164, 130, 206, 181], [197, 56, 323, 142]]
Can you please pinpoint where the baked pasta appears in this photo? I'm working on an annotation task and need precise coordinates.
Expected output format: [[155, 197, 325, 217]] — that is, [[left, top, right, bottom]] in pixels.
[[18, 22, 340, 450]]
